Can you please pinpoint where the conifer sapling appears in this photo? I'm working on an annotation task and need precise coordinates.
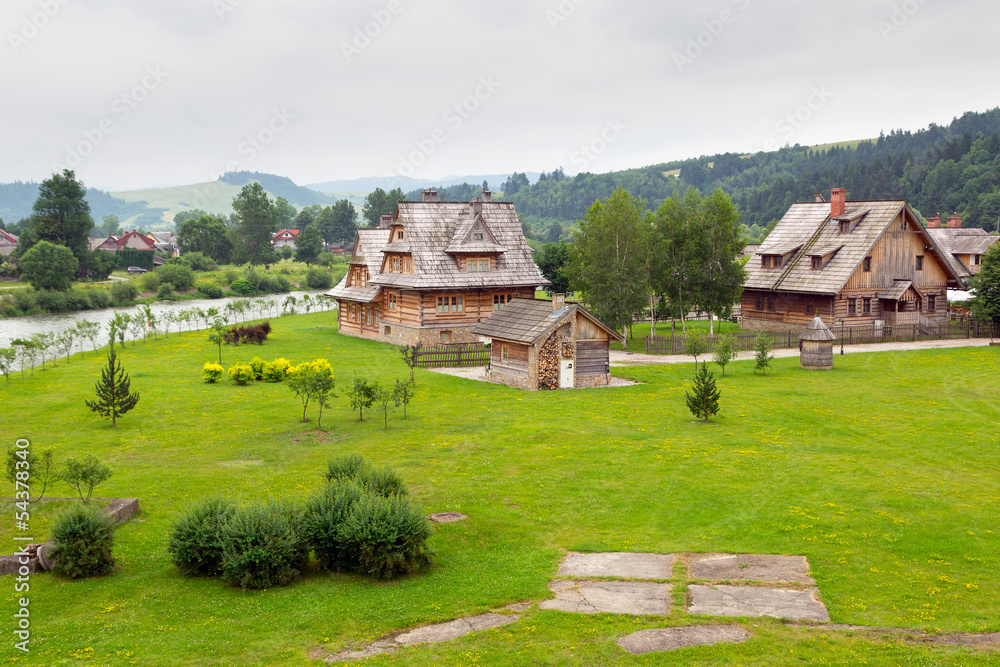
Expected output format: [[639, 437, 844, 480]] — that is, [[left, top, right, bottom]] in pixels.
[[685, 362, 721, 423], [85, 347, 140, 426]]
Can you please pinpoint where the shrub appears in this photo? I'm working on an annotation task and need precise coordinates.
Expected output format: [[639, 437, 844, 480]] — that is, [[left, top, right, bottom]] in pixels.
[[220, 502, 304, 589], [49, 506, 117, 579], [86, 288, 112, 309], [337, 491, 432, 581], [157, 283, 175, 300], [303, 480, 363, 571], [64, 290, 92, 311], [325, 454, 408, 498], [280, 246, 293, 260], [203, 362, 224, 383], [168, 498, 235, 576], [317, 251, 336, 267], [228, 364, 255, 385], [225, 323, 271, 346], [180, 252, 217, 272], [140, 272, 160, 291], [223, 269, 238, 285], [274, 275, 293, 292], [110, 281, 139, 305], [248, 357, 266, 381], [10, 287, 36, 313], [229, 278, 255, 296], [262, 358, 291, 382], [197, 282, 223, 299], [325, 453, 369, 483], [35, 289, 68, 312], [306, 267, 332, 290], [157, 264, 195, 291]]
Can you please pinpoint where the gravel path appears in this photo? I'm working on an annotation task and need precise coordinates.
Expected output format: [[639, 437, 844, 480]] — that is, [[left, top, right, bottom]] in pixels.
[[610, 338, 996, 367]]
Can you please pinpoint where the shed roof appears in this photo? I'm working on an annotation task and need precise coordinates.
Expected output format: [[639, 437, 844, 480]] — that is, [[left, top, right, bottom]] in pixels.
[[799, 316, 837, 342], [471, 297, 623, 345], [877, 279, 920, 300]]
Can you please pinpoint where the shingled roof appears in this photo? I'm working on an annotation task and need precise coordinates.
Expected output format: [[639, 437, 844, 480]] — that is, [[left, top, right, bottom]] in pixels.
[[371, 201, 548, 290], [744, 200, 964, 294], [471, 297, 622, 345], [325, 228, 385, 303], [925, 227, 1000, 278]]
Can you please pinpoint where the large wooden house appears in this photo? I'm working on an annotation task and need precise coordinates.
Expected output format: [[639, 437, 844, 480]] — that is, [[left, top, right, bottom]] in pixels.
[[924, 213, 1000, 279], [741, 188, 965, 332], [326, 190, 549, 346]]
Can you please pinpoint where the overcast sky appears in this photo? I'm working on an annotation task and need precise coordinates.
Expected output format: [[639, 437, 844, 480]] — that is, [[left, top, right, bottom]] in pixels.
[[2, 0, 997, 191]]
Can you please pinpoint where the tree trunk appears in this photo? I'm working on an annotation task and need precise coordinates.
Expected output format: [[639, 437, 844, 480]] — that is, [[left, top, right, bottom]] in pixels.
[[650, 294, 657, 336], [709, 312, 714, 336]]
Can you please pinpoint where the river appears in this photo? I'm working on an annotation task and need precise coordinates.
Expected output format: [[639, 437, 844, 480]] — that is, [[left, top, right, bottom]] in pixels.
[[0, 291, 334, 351]]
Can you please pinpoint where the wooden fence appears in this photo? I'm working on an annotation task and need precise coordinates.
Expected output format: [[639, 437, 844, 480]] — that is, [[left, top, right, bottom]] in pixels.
[[412, 343, 491, 368], [645, 320, 1000, 355]]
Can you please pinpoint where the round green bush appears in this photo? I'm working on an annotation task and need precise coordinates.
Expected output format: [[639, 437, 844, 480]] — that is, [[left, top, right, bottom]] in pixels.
[[49, 506, 117, 579], [203, 362, 224, 383], [179, 252, 217, 272], [221, 503, 305, 589], [325, 454, 369, 483], [140, 272, 160, 291], [86, 288, 112, 309], [303, 480, 363, 571], [228, 364, 255, 385], [157, 283, 175, 300], [274, 275, 293, 292], [229, 278, 255, 296], [157, 264, 195, 291], [64, 290, 92, 311], [168, 498, 235, 576], [306, 267, 333, 290], [110, 281, 139, 305], [248, 357, 266, 381], [35, 289, 68, 312], [197, 282, 223, 299], [325, 455, 407, 498], [262, 358, 291, 382], [337, 491, 432, 581]]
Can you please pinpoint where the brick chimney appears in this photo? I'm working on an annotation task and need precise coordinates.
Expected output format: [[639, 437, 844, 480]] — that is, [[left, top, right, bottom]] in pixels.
[[552, 293, 566, 312], [926, 213, 942, 228], [481, 189, 492, 202], [831, 188, 846, 218], [422, 189, 439, 202], [946, 212, 963, 228], [379, 215, 393, 229]]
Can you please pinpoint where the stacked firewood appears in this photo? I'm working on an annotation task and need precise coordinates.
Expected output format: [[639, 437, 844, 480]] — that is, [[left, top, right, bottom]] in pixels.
[[561, 342, 574, 358], [538, 335, 561, 390]]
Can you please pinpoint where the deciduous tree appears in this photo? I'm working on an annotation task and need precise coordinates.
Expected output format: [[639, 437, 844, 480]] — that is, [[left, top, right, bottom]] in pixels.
[[970, 243, 1000, 334], [231, 183, 279, 265], [19, 241, 79, 291], [362, 188, 408, 228], [295, 224, 324, 265]]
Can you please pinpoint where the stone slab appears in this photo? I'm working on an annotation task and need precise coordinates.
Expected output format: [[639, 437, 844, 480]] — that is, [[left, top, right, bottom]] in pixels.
[[557, 551, 674, 580], [395, 613, 518, 645], [689, 553, 814, 584], [617, 625, 753, 654], [540, 579, 671, 616], [689, 585, 829, 622]]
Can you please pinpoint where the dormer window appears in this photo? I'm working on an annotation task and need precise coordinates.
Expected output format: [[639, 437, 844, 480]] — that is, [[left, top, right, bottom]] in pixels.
[[472, 232, 484, 241], [839, 220, 850, 234], [811, 256, 822, 270], [404, 257, 413, 273], [467, 258, 490, 272], [396, 231, 404, 240]]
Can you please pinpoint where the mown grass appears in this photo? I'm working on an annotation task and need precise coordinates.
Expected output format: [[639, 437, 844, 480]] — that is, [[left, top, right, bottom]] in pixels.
[[1, 312, 998, 665]]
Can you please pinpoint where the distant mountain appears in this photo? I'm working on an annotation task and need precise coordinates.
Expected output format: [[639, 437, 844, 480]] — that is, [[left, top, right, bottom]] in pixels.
[[0, 181, 166, 230], [306, 173, 538, 195], [219, 171, 337, 207]]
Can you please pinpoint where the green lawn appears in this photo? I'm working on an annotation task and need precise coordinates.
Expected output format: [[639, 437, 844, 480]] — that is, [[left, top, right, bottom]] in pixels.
[[2, 313, 998, 665]]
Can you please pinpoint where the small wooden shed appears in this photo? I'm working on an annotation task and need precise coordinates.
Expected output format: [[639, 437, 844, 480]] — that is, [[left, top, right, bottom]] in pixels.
[[471, 295, 623, 391], [799, 316, 836, 370]]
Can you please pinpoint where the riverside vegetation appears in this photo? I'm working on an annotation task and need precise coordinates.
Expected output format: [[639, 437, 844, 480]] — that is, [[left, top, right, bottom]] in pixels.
[[0, 311, 998, 665]]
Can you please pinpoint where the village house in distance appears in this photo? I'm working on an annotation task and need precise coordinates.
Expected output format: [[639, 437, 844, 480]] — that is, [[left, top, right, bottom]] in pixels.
[[326, 189, 549, 346], [741, 188, 966, 333]]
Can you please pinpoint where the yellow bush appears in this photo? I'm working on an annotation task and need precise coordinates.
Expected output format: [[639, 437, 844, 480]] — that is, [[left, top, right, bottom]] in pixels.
[[203, 363, 224, 383]]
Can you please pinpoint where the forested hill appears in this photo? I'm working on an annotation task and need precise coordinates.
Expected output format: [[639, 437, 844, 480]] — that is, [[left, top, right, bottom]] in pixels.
[[0, 181, 164, 229], [219, 171, 337, 207], [509, 108, 1000, 238]]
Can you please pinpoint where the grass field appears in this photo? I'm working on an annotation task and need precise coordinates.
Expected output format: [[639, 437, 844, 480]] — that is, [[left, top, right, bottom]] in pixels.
[[2, 312, 999, 665]]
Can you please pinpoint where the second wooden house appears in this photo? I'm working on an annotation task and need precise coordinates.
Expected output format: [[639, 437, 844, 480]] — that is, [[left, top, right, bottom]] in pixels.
[[326, 189, 549, 345]]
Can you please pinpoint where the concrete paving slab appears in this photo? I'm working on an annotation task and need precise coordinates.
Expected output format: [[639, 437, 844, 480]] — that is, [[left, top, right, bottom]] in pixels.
[[618, 625, 753, 654], [689, 585, 829, 622], [557, 552, 674, 579], [689, 553, 814, 584], [395, 613, 519, 645], [540, 579, 671, 615]]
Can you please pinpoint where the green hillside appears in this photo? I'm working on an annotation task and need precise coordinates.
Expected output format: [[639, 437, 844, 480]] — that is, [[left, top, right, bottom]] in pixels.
[[112, 181, 246, 228]]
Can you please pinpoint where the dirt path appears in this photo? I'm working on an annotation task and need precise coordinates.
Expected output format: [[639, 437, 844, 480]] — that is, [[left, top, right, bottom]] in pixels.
[[610, 338, 996, 367]]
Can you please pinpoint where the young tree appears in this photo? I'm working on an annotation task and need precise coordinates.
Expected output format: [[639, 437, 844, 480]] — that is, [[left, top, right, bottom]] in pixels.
[[62, 455, 112, 504], [753, 332, 775, 375], [0, 347, 16, 383], [294, 223, 324, 265], [312, 366, 337, 431], [128, 315, 146, 345], [6, 446, 58, 502], [11, 339, 38, 377], [208, 318, 227, 364], [713, 333, 737, 377], [19, 241, 80, 291], [109, 312, 130, 349], [142, 304, 157, 340], [85, 347, 140, 427], [685, 362, 721, 423], [393, 378, 415, 419], [399, 345, 418, 385], [372, 381, 397, 430], [683, 330, 709, 369], [286, 363, 317, 423], [76, 319, 101, 353], [569, 187, 650, 349], [57, 327, 75, 363], [30, 332, 55, 370], [348, 375, 375, 421], [231, 182, 279, 265]]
